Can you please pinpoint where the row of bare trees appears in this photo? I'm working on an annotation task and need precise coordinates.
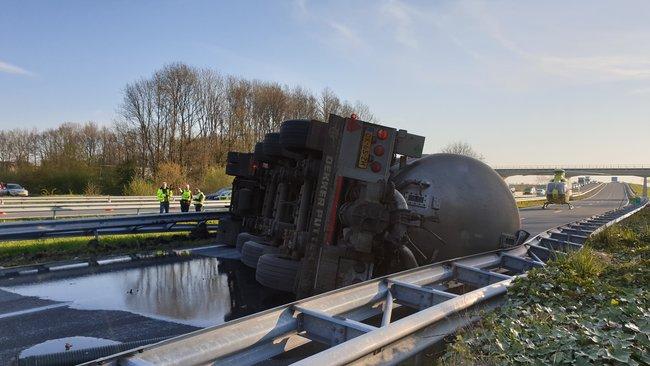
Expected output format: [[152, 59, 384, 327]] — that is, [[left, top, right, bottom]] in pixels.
[[118, 63, 374, 177], [0, 63, 374, 194]]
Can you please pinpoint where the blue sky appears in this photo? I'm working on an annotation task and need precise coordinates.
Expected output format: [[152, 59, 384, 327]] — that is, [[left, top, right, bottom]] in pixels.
[[1, 0, 649, 166]]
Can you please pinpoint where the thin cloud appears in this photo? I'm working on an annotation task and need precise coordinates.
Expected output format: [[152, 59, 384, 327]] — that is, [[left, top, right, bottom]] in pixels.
[[380, 0, 418, 49], [328, 22, 365, 49], [458, 1, 650, 82], [292, 0, 308, 18], [537, 55, 650, 80], [628, 86, 650, 95], [0, 60, 33, 76]]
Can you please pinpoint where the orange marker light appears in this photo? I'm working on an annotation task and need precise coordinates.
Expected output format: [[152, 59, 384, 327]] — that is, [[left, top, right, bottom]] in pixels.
[[373, 145, 385, 156], [377, 129, 388, 140]]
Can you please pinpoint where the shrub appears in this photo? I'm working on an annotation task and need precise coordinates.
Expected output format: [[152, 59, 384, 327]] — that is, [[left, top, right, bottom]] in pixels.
[[124, 177, 155, 196], [153, 162, 186, 190], [83, 181, 102, 196], [200, 165, 233, 193]]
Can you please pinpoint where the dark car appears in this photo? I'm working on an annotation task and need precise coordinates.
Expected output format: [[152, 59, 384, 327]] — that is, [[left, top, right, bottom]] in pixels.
[[206, 187, 232, 201]]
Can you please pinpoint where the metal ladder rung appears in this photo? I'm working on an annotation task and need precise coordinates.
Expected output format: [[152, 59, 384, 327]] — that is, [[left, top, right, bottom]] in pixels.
[[570, 223, 597, 230], [528, 244, 553, 262], [566, 225, 595, 233], [540, 237, 583, 252], [550, 232, 587, 244], [388, 280, 457, 310], [453, 263, 512, 288], [561, 228, 593, 236], [294, 306, 377, 346], [500, 253, 544, 273]]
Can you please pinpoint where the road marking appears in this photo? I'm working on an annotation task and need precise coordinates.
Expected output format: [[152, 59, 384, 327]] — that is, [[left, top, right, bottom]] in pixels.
[[0, 302, 71, 320], [554, 210, 562, 213]]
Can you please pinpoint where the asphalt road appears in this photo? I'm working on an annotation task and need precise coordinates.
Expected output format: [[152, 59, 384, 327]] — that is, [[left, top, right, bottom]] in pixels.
[[520, 182, 628, 236]]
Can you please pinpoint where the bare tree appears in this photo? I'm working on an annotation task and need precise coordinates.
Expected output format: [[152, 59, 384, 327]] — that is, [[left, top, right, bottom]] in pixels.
[[0, 62, 378, 194], [440, 141, 484, 160]]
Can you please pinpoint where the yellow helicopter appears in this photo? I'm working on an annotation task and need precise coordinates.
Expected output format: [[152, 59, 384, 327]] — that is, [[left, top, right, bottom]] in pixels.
[[542, 169, 574, 209]]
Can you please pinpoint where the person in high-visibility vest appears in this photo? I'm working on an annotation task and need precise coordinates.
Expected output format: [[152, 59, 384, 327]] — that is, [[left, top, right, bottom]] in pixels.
[[179, 184, 192, 212], [192, 188, 205, 212], [156, 182, 173, 213]]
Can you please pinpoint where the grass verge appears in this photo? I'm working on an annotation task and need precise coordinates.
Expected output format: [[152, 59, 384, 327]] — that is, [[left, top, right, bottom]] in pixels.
[[516, 199, 546, 209], [0, 232, 215, 267], [440, 207, 650, 365], [629, 183, 644, 197]]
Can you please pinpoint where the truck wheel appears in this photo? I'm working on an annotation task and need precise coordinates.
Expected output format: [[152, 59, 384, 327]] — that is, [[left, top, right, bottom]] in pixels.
[[235, 232, 265, 252], [254, 142, 270, 163], [279, 120, 311, 151], [255, 254, 300, 293], [263, 133, 283, 157], [241, 240, 279, 268]]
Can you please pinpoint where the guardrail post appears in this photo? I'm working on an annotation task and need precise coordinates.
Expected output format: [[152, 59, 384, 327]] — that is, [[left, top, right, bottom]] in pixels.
[[52, 208, 57, 220]]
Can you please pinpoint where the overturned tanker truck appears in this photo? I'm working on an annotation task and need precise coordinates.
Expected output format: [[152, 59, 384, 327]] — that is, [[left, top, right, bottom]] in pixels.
[[219, 114, 523, 299]]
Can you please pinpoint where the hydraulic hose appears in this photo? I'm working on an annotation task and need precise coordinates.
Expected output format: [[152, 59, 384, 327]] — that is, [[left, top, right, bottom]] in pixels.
[[390, 189, 418, 270]]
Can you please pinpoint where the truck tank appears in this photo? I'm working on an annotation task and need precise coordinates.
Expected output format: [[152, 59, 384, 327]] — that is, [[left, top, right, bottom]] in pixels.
[[393, 153, 520, 263]]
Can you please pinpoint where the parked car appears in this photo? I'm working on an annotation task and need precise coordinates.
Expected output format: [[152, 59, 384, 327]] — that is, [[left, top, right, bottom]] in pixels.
[[536, 188, 546, 196], [523, 187, 536, 195], [0, 183, 29, 196], [207, 187, 232, 201]]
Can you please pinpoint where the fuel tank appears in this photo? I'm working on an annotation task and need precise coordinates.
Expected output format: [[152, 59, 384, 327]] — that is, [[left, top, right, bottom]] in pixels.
[[393, 153, 520, 263]]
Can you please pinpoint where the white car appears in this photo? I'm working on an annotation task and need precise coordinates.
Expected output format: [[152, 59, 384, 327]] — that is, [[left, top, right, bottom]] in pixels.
[[1, 183, 29, 197]]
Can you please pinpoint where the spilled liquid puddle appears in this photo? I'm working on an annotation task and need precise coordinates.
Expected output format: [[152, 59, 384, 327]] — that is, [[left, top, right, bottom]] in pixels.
[[4, 257, 232, 327], [20, 336, 120, 357]]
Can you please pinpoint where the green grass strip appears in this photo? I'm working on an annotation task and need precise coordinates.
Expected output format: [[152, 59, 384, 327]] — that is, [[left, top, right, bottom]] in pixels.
[[440, 207, 650, 365]]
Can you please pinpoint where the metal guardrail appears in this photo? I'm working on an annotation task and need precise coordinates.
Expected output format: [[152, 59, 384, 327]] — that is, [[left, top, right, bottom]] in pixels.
[[0, 211, 229, 241], [493, 164, 650, 169], [0, 200, 230, 219], [0, 195, 155, 203], [85, 195, 648, 365]]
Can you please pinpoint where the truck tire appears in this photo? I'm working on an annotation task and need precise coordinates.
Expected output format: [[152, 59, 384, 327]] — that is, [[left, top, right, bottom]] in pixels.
[[263, 133, 283, 157], [235, 232, 265, 252], [253, 142, 270, 163], [279, 120, 311, 151], [255, 254, 300, 293], [241, 240, 279, 268]]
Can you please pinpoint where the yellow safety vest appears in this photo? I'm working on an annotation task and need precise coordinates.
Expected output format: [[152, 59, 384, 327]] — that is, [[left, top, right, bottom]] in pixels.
[[193, 192, 205, 205], [157, 187, 172, 202], [181, 189, 192, 201]]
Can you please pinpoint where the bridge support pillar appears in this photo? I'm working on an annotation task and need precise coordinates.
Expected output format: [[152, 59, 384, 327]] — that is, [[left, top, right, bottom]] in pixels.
[[644, 177, 648, 198]]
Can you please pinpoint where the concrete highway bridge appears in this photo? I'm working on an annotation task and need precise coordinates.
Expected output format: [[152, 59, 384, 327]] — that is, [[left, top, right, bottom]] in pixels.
[[494, 165, 650, 197]]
